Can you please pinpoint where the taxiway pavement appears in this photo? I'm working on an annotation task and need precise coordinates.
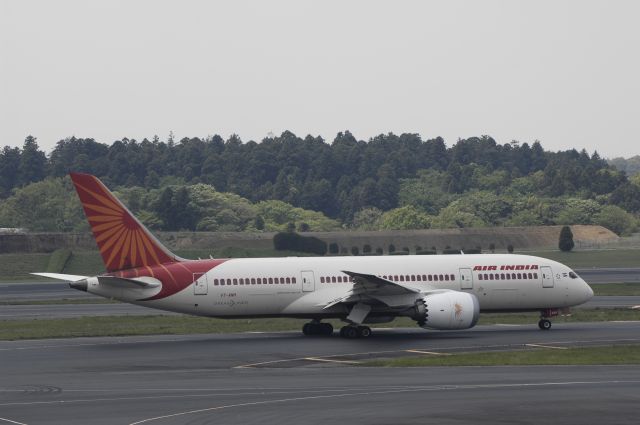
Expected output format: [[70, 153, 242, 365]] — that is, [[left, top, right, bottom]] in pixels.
[[1, 295, 639, 320], [1, 322, 640, 424]]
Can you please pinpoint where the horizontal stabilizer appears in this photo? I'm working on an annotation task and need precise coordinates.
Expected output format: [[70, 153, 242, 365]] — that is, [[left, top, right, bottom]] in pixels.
[[97, 276, 161, 289], [31, 272, 89, 282]]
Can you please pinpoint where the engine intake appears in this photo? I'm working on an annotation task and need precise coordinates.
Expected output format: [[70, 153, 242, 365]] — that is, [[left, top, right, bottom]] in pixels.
[[414, 292, 480, 330]]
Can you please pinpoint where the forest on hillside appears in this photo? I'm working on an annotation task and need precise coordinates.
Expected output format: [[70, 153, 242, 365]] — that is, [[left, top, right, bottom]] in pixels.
[[1, 132, 639, 235]]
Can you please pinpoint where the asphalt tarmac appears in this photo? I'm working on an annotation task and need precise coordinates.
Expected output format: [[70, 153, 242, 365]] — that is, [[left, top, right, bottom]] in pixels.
[[1, 322, 640, 425], [0, 295, 638, 320]]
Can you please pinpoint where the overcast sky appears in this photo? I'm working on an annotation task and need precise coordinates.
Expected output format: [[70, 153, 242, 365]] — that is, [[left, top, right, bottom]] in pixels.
[[1, 0, 638, 158]]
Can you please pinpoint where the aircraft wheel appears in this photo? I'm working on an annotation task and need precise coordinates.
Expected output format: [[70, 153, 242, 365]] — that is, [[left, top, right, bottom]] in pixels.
[[302, 323, 313, 336], [357, 326, 372, 338], [538, 319, 552, 330], [340, 326, 359, 339], [321, 323, 334, 336]]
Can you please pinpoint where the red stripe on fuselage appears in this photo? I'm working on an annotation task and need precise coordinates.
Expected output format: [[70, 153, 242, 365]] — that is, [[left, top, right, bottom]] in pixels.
[[108, 258, 228, 300]]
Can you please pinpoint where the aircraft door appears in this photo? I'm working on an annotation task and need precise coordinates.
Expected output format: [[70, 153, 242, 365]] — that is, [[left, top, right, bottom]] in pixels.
[[194, 273, 208, 295], [459, 268, 473, 289], [301, 270, 315, 292], [541, 266, 554, 288]]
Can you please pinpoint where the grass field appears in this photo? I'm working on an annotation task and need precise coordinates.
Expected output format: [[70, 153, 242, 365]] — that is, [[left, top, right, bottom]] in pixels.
[[363, 345, 640, 367], [0, 309, 637, 341], [527, 249, 640, 268], [0, 247, 315, 280], [591, 282, 640, 296]]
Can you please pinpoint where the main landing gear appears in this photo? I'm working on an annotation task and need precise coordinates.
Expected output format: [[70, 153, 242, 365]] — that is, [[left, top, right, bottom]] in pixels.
[[302, 321, 334, 336], [339, 325, 372, 339], [301, 322, 372, 338]]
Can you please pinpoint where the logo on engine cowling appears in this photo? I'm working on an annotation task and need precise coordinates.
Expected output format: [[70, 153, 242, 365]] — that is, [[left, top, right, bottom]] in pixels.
[[454, 302, 463, 320]]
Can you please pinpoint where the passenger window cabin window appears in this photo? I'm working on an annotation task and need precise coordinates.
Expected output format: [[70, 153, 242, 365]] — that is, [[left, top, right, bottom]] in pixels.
[[534, 273, 539, 279], [268, 278, 273, 284], [394, 275, 399, 281], [422, 274, 427, 281], [399, 275, 405, 282], [444, 274, 449, 281], [512, 273, 516, 279], [233, 278, 238, 285], [320, 277, 325, 283], [411, 275, 416, 281], [331, 276, 336, 283], [501, 273, 505, 280], [214, 279, 219, 286], [517, 273, 522, 279], [416, 275, 422, 281], [478, 274, 483, 281], [428, 275, 433, 281], [286, 277, 291, 284], [527, 273, 533, 279]]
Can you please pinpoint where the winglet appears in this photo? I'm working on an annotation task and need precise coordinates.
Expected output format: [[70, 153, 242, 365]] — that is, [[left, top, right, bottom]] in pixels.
[[69, 173, 183, 272]]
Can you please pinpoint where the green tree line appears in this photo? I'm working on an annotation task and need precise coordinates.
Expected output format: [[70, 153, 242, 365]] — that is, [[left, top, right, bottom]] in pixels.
[[1, 132, 639, 235]]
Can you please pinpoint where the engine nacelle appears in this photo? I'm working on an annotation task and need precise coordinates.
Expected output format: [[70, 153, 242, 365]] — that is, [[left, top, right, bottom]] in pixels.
[[413, 291, 480, 330]]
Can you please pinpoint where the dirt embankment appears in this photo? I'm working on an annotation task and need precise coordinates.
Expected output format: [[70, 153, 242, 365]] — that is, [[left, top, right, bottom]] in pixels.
[[0, 225, 619, 254]]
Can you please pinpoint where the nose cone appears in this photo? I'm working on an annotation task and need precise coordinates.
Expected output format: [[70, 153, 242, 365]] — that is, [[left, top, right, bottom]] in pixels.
[[581, 280, 594, 303]]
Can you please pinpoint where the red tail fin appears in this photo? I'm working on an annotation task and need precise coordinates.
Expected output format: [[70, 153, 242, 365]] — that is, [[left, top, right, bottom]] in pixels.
[[70, 173, 182, 272]]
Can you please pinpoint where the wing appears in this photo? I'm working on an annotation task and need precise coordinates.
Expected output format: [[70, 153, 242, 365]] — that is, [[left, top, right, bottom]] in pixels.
[[322, 270, 419, 309]]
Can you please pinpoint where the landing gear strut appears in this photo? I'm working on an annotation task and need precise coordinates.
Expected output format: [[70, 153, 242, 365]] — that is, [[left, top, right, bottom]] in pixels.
[[339, 325, 372, 339], [302, 321, 333, 336]]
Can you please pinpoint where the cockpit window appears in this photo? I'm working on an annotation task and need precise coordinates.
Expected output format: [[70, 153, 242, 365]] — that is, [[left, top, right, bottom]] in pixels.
[[569, 271, 578, 279]]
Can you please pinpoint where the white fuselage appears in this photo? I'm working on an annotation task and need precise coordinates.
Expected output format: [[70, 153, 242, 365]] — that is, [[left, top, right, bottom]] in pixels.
[[94, 254, 593, 320]]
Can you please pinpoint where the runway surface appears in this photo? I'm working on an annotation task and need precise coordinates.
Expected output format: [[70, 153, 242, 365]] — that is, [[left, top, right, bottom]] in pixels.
[[1, 322, 640, 424], [2, 267, 639, 302], [2, 296, 639, 320]]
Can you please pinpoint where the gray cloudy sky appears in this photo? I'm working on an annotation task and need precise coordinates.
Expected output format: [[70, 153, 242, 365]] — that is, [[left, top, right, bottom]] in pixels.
[[1, 0, 638, 158]]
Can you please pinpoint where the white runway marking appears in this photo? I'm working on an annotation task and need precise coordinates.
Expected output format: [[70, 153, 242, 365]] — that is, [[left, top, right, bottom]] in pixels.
[[405, 349, 451, 356], [0, 387, 406, 408], [0, 417, 28, 425], [127, 380, 640, 424], [304, 357, 361, 364], [526, 343, 568, 350]]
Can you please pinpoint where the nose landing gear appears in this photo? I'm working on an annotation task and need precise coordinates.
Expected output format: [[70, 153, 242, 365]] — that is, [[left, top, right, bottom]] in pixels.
[[538, 308, 561, 330], [538, 319, 552, 330]]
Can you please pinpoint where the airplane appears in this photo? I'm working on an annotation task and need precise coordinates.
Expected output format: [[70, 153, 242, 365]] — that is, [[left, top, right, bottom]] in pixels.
[[34, 173, 594, 339]]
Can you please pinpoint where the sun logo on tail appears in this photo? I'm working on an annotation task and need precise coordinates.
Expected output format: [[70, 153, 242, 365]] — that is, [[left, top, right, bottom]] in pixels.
[[70, 173, 178, 272]]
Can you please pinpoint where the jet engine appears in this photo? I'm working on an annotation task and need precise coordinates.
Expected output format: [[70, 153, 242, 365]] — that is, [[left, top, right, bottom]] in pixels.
[[410, 291, 480, 330]]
